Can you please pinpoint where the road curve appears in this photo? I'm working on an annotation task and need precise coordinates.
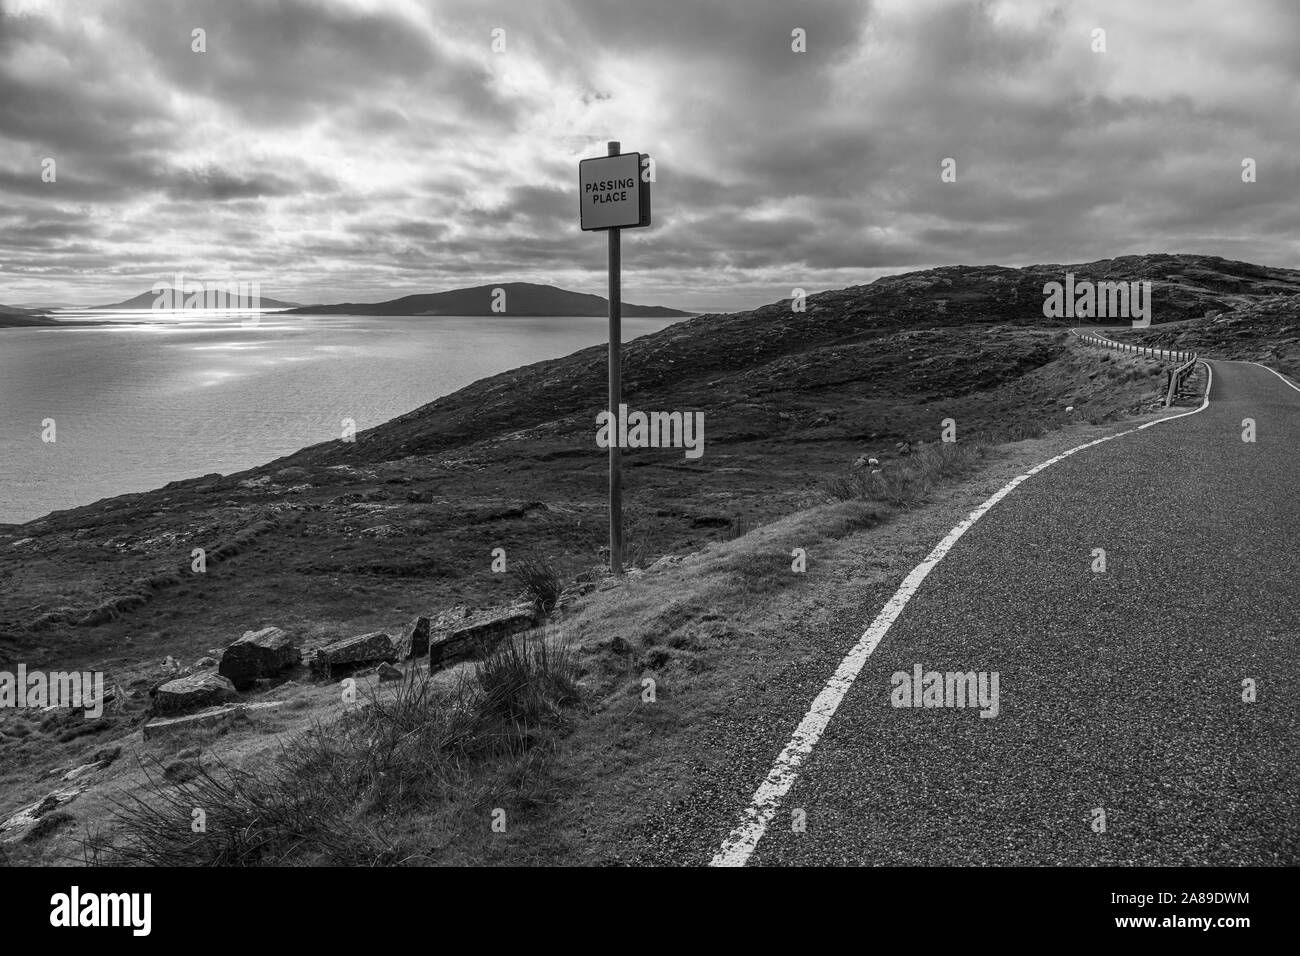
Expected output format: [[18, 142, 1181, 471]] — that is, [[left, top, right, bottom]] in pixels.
[[714, 357, 1300, 865]]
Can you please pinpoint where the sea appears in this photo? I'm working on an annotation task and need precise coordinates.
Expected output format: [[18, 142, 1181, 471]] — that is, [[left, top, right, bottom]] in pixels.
[[0, 310, 685, 524]]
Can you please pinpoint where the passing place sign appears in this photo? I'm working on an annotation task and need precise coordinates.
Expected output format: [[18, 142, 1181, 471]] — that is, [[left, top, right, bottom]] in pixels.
[[579, 151, 651, 230]]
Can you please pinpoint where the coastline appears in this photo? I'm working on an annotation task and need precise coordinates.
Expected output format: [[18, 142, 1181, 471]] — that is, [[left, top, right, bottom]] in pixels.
[[0, 310, 694, 525]]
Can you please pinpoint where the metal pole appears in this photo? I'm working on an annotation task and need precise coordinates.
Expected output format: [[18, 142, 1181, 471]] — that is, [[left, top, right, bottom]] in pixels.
[[607, 140, 623, 575]]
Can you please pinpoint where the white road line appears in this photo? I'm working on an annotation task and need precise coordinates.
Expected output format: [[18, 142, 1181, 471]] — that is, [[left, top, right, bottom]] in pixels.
[[1247, 361, 1300, 395], [1074, 324, 1297, 395], [1139, 361, 1212, 427], [709, 363, 1215, 868]]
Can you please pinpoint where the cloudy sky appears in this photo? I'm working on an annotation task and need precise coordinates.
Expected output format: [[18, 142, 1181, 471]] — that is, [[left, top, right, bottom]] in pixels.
[[1, 0, 1297, 311]]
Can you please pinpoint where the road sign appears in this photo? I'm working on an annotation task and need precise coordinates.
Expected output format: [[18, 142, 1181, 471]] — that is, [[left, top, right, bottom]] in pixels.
[[579, 151, 650, 231], [580, 142, 653, 575]]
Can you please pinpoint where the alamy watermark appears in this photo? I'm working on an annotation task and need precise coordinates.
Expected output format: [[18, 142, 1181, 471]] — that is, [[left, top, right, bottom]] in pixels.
[[890, 663, 999, 718], [151, 273, 261, 310], [50, 886, 151, 936], [1, 665, 106, 718], [595, 403, 705, 459], [1042, 272, 1151, 327]]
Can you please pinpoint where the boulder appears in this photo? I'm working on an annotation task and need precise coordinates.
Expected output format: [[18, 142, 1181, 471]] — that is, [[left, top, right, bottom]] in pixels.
[[219, 626, 301, 690], [433, 605, 474, 629], [393, 616, 431, 660], [429, 604, 537, 672], [310, 631, 396, 680], [377, 662, 404, 682], [152, 672, 238, 715]]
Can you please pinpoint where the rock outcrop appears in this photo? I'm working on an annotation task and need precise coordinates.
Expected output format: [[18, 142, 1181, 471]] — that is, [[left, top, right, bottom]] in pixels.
[[152, 672, 239, 715], [310, 631, 397, 680], [428, 604, 537, 672], [393, 615, 431, 660], [219, 626, 301, 690], [142, 701, 285, 740]]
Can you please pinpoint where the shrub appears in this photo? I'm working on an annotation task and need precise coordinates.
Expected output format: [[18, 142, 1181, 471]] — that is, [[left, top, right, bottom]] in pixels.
[[511, 554, 562, 615], [474, 631, 581, 732]]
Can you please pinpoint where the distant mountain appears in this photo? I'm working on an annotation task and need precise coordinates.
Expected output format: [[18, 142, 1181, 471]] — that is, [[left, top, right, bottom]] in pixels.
[[285, 282, 692, 317], [0, 311, 106, 329], [0, 304, 55, 327], [0, 314, 57, 328], [0, 313, 54, 327], [93, 287, 300, 310]]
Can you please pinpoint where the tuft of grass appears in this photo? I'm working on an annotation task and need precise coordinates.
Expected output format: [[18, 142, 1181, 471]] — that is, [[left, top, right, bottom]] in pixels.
[[823, 441, 989, 506], [474, 631, 582, 732], [88, 633, 581, 867], [993, 420, 1048, 442], [511, 554, 562, 615], [725, 550, 799, 593]]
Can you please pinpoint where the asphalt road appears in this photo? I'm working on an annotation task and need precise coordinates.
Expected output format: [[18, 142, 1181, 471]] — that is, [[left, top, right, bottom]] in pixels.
[[716, 357, 1300, 865]]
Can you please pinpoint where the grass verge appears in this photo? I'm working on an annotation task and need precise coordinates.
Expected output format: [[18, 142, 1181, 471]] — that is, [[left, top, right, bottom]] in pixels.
[[86, 630, 581, 866], [824, 441, 991, 507]]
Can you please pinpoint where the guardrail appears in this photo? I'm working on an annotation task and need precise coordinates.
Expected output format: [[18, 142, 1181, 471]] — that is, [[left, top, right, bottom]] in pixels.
[[1069, 329, 1200, 407], [1164, 354, 1199, 406]]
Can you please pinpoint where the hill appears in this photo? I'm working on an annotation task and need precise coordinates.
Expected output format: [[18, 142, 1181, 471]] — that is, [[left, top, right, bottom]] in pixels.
[[0, 304, 49, 325], [272, 254, 1300, 466], [93, 287, 300, 310], [284, 281, 691, 317], [0, 306, 105, 328], [0, 313, 59, 327]]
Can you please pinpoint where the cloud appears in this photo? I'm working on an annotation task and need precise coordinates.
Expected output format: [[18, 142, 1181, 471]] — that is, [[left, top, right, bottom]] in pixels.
[[0, 0, 1296, 310]]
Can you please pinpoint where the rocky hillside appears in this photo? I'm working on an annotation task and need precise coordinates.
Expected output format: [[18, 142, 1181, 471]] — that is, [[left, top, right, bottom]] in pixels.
[[282, 253, 1300, 466], [1112, 294, 1300, 380]]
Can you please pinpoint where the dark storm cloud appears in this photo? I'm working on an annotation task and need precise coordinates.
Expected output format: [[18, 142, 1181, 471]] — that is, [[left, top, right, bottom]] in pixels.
[[113, 0, 515, 128], [162, 164, 335, 201], [486, 184, 572, 230]]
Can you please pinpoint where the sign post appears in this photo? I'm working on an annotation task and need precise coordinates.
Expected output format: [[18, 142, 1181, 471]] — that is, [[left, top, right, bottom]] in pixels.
[[606, 145, 624, 579], [580, 141, 651, 575]]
